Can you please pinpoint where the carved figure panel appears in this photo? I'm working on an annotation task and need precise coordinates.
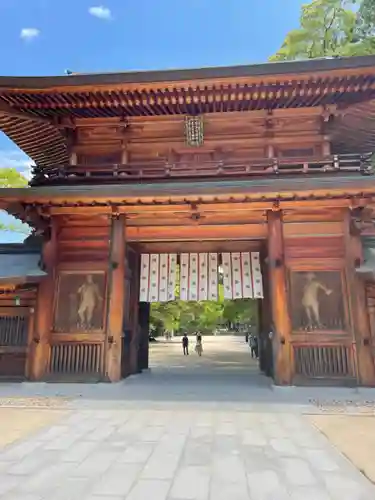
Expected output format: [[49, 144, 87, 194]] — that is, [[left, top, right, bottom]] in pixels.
[[54, 271, 106, 332], [290, 271, 345, 331]]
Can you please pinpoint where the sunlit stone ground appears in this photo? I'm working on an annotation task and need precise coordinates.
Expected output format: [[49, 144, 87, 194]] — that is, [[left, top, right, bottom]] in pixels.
[[0, 336, 374, 499]]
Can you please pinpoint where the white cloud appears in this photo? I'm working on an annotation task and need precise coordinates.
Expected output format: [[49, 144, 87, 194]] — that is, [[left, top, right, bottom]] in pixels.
[[20, 28, 40, 41], [88, 5, 112, 20], [0, 150, 33, 180]]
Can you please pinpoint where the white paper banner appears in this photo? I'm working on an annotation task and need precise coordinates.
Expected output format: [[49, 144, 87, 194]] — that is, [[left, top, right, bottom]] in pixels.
[[241, 252, 253, 298], [222, 252, 233, 300], [198, 253, 208, 301], [139, 254, 150, 302], [221, 252, 263, 300], [139, 253, 177, 302], [180, 253, 189, 301], [168, 254, 177, 301], [208, 253, 218, 301], [189, 253, 198, 301], [251, 252, 264, 298]]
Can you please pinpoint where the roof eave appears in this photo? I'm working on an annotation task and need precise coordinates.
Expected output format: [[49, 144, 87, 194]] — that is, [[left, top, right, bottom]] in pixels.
[[1, 55, 375, 90]]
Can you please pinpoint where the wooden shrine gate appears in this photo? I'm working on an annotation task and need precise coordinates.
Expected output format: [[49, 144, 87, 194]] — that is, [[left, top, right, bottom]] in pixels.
[[20, 209, 374, 387]]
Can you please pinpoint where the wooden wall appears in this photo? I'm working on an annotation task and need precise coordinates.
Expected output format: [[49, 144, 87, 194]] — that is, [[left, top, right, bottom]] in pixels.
[[274, 209, 375, 385], [46, 215, 111, 380], [72, 110, 325, 166]]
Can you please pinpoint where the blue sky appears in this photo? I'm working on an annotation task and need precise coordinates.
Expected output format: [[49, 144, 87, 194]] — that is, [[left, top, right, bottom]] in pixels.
[[0, 0, 305, 242]]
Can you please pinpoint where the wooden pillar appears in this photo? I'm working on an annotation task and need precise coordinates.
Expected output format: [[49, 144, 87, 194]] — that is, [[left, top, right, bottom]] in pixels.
[[138, 302, 150, 371], [344, 210, 375, 386], [69, 151, 77, 165], [259, 249, 271, 374], [129, 253, 141, 374], [322, 140, 331, 157], [267, 210, 293, 384], [121, 146, 129, 164], [266, 144, 275, 158], [29, 222, 57, 380], [25, 305, 35, 379], [105, 214, 126, 382]]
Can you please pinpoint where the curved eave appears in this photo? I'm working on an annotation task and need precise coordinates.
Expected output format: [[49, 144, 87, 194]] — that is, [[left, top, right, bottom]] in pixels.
[[0, 55, 375, 90], [1, 175, 375, 207]]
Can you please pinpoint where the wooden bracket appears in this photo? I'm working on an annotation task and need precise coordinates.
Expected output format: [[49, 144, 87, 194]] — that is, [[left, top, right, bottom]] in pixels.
[[271, 200, 280, 212]]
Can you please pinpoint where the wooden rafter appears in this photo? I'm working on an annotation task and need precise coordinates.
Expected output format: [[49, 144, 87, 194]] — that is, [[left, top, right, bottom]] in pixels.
[[0, 98, 74, 129]]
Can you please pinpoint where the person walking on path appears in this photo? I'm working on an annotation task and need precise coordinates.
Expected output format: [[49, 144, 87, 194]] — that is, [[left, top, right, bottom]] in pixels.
[[182, 333, 189, 355], [195, 332, 203, 357], [250, 334, 258, 359]]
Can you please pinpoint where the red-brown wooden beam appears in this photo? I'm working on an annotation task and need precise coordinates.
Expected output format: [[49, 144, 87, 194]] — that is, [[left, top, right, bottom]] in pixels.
[[105, 214, 126, 382], [29, 219, 58, 380], [267, 210, 293, 385], [343, 210, 375, 386]]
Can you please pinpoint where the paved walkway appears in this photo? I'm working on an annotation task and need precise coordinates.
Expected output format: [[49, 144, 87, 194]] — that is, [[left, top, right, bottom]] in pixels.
[[0, 336, 374, 499]]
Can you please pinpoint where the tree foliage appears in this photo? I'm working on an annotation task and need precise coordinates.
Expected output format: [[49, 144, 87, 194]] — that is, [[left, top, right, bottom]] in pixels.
[[0, 167, 29, 233], [150, 284, 257, 335], [270, 0, 375, 61], [0, 168, 28, 188]]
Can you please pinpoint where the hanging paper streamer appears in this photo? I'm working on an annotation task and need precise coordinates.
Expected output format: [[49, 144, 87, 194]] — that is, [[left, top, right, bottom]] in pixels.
[[251, 252, 264, 298], [139, 254, 177, 303], [222, 253, 233, 300], [180, 253, 218, 301], [208, 253, 218, 300], [198, 253, 208, 301], [180, 253, 189, 301], [221, 252, 263, 300]]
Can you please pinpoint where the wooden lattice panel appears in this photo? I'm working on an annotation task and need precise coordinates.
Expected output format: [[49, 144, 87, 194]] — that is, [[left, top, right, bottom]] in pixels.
[[0, 316, 28, 347], [49, 343, 103, 375], [293, 345, 354, 379]]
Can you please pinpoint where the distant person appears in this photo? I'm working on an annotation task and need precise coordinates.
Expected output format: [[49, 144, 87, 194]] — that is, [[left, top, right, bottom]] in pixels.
[[250, 334, 258, 359], [182, 333, 189, 355], [195, 333, 203, 357]]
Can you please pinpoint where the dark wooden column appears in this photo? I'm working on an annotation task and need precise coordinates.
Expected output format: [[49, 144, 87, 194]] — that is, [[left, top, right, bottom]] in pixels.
[[267, 209, 293, 384], [29, 221, 58, 380], [129, 252, 141, 374], [344, 210, 375, 386], [105, 214, 126, 382], [259, 248, 272, 375], [138, 302, 150, 371]]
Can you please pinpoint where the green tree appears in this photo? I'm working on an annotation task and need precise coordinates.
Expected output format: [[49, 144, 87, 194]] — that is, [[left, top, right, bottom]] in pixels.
[[0, 167, 28, 188], [270, 0, 375, 61], [222, 299, 256, 325], [0, 167, 29, 233]]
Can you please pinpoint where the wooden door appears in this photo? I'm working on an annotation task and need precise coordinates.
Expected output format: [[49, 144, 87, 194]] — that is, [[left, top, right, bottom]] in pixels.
[[0, 307, 30, 379]]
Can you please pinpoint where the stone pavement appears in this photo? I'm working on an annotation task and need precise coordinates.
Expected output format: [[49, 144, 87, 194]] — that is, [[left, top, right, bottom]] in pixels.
[[0, 336, 374, 500]]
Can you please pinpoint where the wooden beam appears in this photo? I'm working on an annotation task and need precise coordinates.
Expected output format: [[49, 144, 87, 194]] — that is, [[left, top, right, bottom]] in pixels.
[[343, 210, 375, 385], [126, 224, 267, 241], [105, 214, 126, 382], [47, 198, 365, 218], [135, 240, 262, 254], [0, 99, 73, 128], [267, 210, 293, 384], [29, 222, 58, 380]]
